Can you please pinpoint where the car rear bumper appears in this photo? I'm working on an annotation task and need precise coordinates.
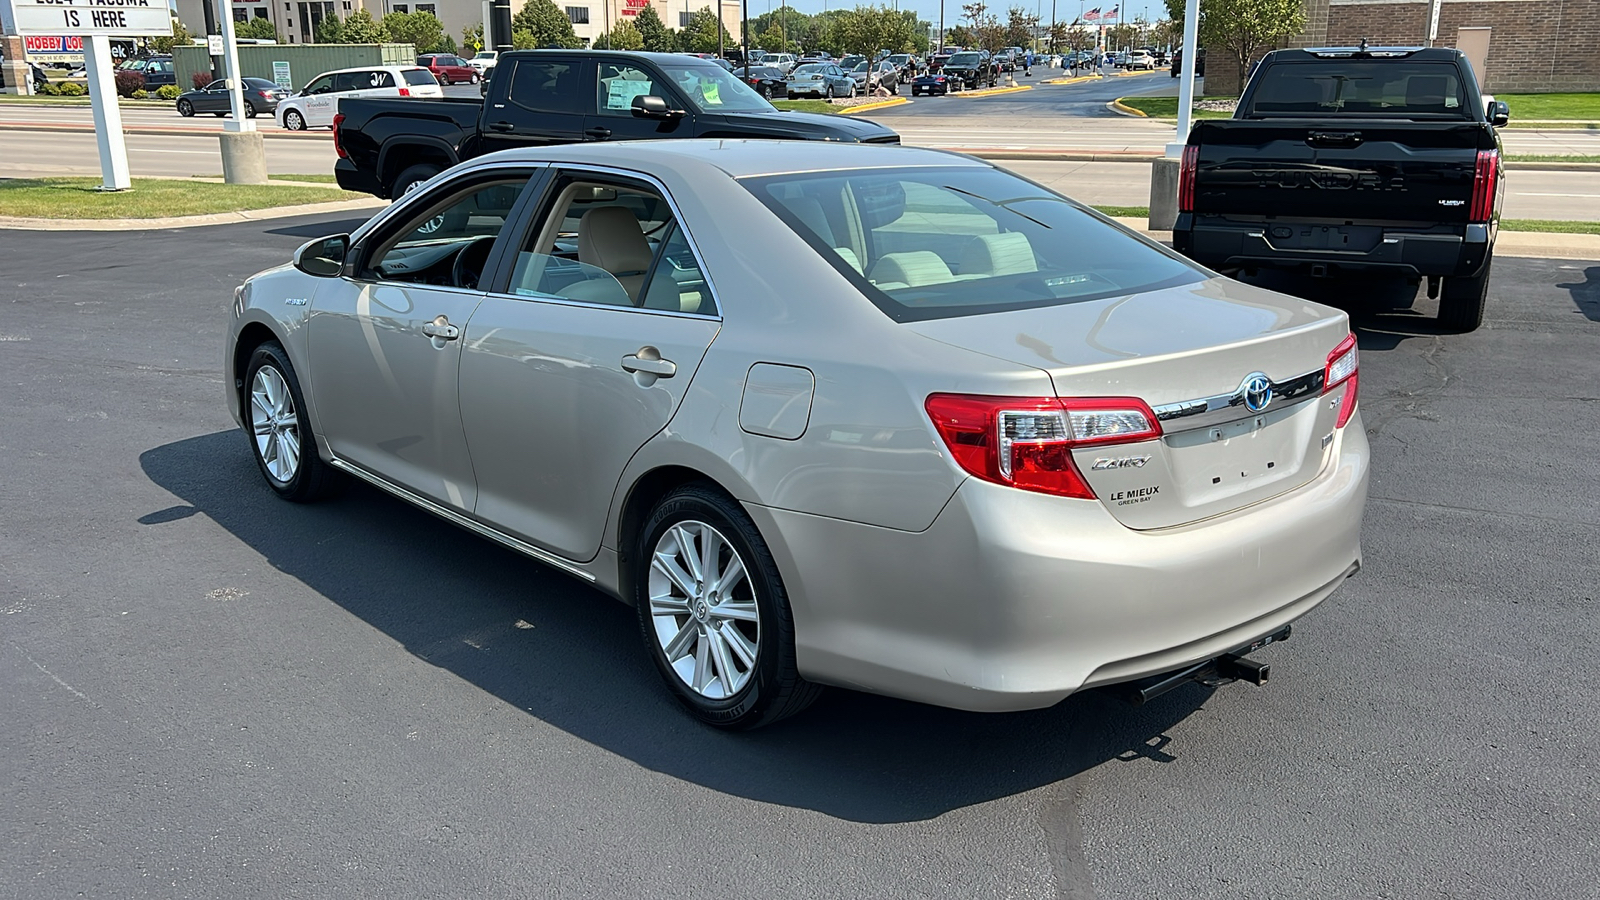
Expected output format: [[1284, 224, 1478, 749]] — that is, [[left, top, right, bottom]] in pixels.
[[334, 159, 383, 198], [1175, 215, 1493, 278], [750, 416, 1369, 712]]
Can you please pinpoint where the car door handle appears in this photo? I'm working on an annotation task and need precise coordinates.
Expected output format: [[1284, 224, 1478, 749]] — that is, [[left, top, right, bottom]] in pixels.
[[422, 315, 460, 340], [621, 348, 676, 378], [585, 126, 613, 140], [489, 121, 514, 132]]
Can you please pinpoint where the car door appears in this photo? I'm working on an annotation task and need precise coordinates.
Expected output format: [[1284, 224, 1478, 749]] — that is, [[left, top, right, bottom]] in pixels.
[[588, 60, 694, 142], [299, 73, 337, 126], [456, 169, 720, 560], [198, 80, 228, 113], [306, 169, 539, 511], [480, 56, 590, 153]]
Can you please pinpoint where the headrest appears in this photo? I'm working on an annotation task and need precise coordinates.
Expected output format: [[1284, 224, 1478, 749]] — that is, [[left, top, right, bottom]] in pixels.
[[578, 206, 653, 276], [868, 251, 953, 288], [959, 232, 1037, 277]]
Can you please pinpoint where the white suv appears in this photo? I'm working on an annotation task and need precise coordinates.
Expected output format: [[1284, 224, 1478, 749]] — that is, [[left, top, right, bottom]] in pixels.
[[467, 51, 498, 75], [767, 53, 798, 74], [1126, 50, 1155, 70], [275, 66, 442, 131]]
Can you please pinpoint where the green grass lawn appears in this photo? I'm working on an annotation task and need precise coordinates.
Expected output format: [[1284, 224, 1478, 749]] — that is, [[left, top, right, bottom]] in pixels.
[[1505, 154, 1600, 163], [1495, 93, 1600, 121], [268, 173, 340, 184], [0, 177, 364, 219], [1115, 96, 1233, 118], [1093, 205, 1150, 218], [1501, 219, 1600, 235], [770, 98, 840, 114]]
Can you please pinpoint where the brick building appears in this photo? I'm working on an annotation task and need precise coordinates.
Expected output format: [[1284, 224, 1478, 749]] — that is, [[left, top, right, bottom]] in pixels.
[[1205, 0, 1599, 95]]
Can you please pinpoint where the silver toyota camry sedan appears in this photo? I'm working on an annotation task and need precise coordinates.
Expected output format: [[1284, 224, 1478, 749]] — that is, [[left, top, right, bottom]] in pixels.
[[225, 141, 1368, 729]]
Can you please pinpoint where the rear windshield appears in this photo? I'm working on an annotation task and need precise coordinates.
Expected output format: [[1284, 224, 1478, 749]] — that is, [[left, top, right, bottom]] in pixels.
[[402, 69, 438, 86], [1247, 61, 1474, 118], [746, 167, 1204, 322]]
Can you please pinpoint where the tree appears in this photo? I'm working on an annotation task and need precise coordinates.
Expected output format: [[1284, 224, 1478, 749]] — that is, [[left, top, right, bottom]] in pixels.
[[511, 0, 581, 48], [635, 5, 676, 51], [598, 19, 645, 50], [681, 6, 731, 54], [944, 24, 973, 47], [1164, 0, 1305, 92], [756, 23, 787, 51], [962, 0, 1004, 52], [316, 14, 344, 43], [383, 11, 445, 52], [147, 14, 192, 54], [1046, 20, 1069, 52], [1004, 6, 1036, 49], [339, 8, 387, 43], [237, 16, 283, 42], [462, 23, 484, 52]]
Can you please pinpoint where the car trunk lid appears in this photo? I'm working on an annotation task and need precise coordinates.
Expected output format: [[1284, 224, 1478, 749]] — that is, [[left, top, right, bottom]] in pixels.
[[908, 276, 1353, 529]]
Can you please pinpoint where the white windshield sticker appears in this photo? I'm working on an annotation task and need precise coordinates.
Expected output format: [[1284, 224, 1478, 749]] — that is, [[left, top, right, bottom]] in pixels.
[[605, 79, 653, 110]]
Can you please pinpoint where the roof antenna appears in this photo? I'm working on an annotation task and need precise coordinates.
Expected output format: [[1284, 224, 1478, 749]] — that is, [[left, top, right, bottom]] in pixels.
[[1359, 38, 1369, 52]]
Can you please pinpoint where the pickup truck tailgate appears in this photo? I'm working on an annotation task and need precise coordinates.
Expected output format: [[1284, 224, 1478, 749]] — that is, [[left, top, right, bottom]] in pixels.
[[1190, 120, 1485, 226]]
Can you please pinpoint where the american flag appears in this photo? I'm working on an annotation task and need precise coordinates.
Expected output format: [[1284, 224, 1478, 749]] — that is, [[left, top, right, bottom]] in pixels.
[[1102, 5, 1119, 22], [1083, 7, 1101, 21]]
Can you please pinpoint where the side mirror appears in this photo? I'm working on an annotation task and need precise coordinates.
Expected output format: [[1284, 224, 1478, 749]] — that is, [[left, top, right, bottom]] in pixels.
[[631, 94, 683, 119], [1491, 100, 1509, 127], [294, 234, 349, 278]]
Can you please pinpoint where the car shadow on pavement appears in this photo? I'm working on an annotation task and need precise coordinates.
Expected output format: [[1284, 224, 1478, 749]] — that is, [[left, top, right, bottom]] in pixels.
[[1555, 266, 1600, 322], [141, 431, 1215, 824], [1240, 269, 1449, 350], [265, 217, 379, 239]]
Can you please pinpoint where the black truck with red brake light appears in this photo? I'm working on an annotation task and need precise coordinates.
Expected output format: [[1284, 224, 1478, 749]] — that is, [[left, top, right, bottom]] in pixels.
[[1170, 46, 1507, 332]]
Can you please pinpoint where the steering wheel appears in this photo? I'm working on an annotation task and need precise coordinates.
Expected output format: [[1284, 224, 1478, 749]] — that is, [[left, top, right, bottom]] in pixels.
[[451, 236, 497, 290]]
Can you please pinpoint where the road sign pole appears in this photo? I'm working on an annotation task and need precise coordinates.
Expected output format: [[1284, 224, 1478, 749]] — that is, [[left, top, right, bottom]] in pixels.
[[1167, 0, 1199, 157], [82, 33, 131, 191], [216, 0, 267, 184]]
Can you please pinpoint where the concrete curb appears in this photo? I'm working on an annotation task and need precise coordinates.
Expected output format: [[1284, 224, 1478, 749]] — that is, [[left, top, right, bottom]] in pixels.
[[1040, 75, 1101, 85], [0, 196, 384, 231], [955, 85, 1033, 99], [841, 97, 910, 115], [1107, 99, 1148, 118]]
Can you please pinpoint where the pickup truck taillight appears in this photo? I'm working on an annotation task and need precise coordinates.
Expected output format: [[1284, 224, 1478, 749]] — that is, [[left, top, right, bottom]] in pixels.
[[332, 112, 348, 159], [1323, 333, 1359, 429], [925, 394, 1162, 499], [1469, 149, 1499, 223], [1178, 144, 1198, 213]]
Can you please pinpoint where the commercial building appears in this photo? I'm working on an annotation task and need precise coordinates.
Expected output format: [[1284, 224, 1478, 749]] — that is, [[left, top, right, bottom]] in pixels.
[[172, 0, 742, 52]]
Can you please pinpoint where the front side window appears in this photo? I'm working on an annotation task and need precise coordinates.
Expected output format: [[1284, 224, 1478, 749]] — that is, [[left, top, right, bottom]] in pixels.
[[658, 62, 772, 112], [363, 178, 530, 289], [596, 62, 663, 115], [1248, 61, 1473, 118], [507, 179, 715, 315], [302, 74, 334, 94], [747, 167, 1203, 322]]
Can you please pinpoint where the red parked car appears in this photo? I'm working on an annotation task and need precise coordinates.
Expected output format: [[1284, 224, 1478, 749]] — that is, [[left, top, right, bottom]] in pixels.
[[416, 53, 477, 85]]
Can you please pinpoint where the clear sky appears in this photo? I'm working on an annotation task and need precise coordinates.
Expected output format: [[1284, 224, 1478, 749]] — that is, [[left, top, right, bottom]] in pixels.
[[742, 0, 1167, 29]]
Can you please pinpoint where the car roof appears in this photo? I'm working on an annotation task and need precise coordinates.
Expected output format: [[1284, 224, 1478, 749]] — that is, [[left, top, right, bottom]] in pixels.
[[468, 139, 989, 180], [312, 65, 421, 76]]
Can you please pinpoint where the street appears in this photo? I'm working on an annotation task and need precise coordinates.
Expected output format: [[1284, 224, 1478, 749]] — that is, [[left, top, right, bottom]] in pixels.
[[2, 213, 1597, 898]]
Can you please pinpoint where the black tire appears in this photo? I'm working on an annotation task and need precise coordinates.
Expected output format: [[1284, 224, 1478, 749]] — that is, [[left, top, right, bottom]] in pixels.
[[825, 84, 835, 99], [634, 484, 822, 729], [176, 98, 193, 117], [392, 163, 443, 200], [244, 101, 257, 119], [1439, 254, 1491, 332], [242, 342, 344, 503], [759, 84, 771, 98], [890, 80, 898, 95], [439, 73, 451, 85], [283, 109, 305, 131]]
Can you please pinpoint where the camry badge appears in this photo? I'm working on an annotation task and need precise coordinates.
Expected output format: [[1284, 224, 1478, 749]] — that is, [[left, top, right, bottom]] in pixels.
[[1091, 455, 1152, 470], [1242, 373, 1273, 413]]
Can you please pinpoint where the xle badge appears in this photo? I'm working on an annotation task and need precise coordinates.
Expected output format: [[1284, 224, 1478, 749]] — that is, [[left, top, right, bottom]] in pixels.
[[1106, 486, 1161, 506]]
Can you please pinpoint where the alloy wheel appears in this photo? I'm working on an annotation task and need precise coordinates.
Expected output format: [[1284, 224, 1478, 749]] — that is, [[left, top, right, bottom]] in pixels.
[[647, 520, 760, 700], [250, 365, 301, 484]]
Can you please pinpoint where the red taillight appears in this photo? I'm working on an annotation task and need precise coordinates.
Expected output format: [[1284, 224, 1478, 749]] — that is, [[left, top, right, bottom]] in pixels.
[[924, 394, 1162, 499], [332, 112, 347, 159], [1469, 149, 1498, 223], [1322, 333, 1359, 429], [398, 86, 410, 97], [258, 90, 272, 98], [1177, 144, 1199, 213]]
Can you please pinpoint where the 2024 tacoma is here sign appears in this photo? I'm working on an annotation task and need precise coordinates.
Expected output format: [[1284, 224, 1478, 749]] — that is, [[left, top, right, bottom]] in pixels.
[[13, 0, 173, 36]]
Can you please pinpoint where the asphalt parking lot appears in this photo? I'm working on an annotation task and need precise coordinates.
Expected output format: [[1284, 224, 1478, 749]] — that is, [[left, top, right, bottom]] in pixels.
[[3, 215, 1597, 898]]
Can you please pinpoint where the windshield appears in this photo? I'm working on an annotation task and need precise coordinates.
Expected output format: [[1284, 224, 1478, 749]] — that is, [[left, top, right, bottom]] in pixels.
[[794, 64, 826, 75], [1247, 61, 1475, 118], [949, 53, 981, 66], [747, 166, 1204, 322], [473, 52, 495, 60], [852, 61, 869, 72], [660, 61, 775, 112], [890, 55, 910, 64]]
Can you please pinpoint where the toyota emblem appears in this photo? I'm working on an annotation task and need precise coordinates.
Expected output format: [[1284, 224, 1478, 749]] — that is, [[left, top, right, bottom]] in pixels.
[[1243, 374, 1273, 413]]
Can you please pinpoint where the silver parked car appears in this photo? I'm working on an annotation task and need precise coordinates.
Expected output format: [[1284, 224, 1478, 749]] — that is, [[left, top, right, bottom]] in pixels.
[[786, 62, 856, 99], [226, 141, 1368, 729]]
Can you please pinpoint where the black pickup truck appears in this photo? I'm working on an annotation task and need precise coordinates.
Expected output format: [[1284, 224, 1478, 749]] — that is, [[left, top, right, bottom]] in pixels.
[[1171, 47, 1508, 331], [334, 50, 900, 200]]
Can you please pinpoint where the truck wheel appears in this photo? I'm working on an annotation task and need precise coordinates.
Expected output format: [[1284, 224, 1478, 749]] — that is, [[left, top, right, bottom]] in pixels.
[[1439, 256, 1491, 333], [393, 163, 442, 200]]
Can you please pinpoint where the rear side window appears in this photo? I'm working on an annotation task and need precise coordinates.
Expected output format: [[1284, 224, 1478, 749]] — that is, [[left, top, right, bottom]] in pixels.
[[402, 69, 438, 86], [510, 59, 586, 114], [747, 167, 1203, 323], [1248, 61, 1472, 118]]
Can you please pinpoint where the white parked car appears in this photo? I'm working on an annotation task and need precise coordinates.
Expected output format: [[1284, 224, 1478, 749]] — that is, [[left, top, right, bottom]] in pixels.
[[766, 53, 798, 74], [1126, 50, 1156, 70], [275, 65, 442, 132], [467, 51, 498, 75]]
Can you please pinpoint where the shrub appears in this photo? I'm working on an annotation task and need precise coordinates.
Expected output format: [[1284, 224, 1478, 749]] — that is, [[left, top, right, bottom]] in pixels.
[[113, 69, 144, 98], [36, 82, 60, 96], [192, 71, 211, 90], [57, 82, 87, 96], [156, 84, 182, 100], [132, 89, 149, 99]]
